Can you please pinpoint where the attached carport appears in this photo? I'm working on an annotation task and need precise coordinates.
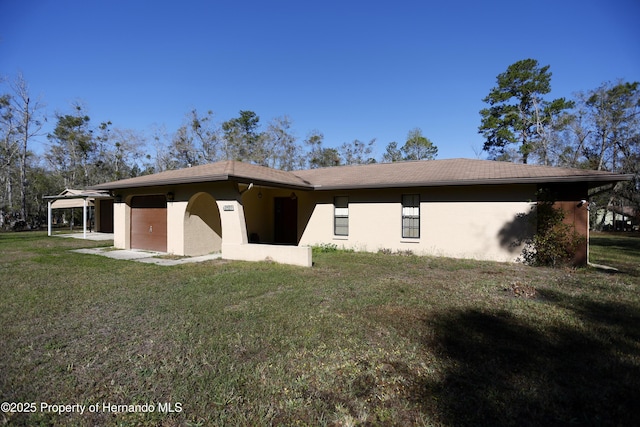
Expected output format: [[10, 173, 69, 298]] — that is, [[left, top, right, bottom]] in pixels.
[[43, 189, 114, 239]]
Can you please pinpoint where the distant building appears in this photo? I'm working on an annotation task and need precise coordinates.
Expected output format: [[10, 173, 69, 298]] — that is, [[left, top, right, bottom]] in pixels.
[[595, 205, 639, 231]]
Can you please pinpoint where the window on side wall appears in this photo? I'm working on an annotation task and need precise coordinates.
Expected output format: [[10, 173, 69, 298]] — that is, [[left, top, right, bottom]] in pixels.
[[334, 196, 349, 236], [402, 194, 420, 238]]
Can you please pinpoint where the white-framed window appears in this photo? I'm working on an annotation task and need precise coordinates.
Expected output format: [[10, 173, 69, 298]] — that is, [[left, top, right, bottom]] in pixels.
[[334, 196, 349, 236], [402, 194, 420, 238]]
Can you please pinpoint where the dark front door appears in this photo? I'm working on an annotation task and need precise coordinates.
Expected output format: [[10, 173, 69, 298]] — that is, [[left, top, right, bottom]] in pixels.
[[99, 199, 114, 233], [274, 197, 298, 244]]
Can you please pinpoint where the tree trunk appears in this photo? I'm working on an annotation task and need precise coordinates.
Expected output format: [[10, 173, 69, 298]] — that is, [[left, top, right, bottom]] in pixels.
[[19, 98, 29, 221]]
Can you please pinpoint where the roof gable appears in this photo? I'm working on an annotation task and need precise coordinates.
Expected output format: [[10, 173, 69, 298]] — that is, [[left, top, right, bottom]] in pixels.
[[44, 188, 112, 209], [93, 160, 313, 190]]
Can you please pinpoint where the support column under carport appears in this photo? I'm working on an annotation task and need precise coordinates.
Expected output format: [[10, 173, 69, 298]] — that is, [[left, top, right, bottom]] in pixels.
[[47, 200, 52, 236], [83, 197, 87, 239]]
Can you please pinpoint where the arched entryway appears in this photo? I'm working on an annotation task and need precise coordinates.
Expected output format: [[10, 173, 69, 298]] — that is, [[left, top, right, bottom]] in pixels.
[[184, 192, 222, 256]]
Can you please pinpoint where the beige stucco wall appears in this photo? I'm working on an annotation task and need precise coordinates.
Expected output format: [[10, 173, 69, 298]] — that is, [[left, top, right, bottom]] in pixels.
[[422, 201, 534, 261], [241, 187, 312, 244], [111, 182, 247, 255], [242, 187, 275, 243], [183, 193, 222, 255], [113, 200, 130, 249], [299, 185, 536, 262], [167, 200, 187, 255], [216, 199, 248, 245], [222, 243, 312, 267], [111, 180, 537, 264]]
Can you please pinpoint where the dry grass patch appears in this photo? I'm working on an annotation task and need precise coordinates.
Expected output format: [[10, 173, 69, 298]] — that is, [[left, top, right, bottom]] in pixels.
[[1, 231, 639, 426]]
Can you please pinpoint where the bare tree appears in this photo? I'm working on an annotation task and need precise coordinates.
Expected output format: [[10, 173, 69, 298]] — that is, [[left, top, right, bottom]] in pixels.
[[109, 128, 147, 178], [303, 130, 341, 168], [262, 116, 303, 170], [0, 91, 18, 219], [149, 124, 176, 172], [169, 124, 199, 168], [340, 139, 376, 165], [188, 109, 220, 163], [7, 74, 45, 220], [46, 103, 94, 188], [562, 81, 640, 229]]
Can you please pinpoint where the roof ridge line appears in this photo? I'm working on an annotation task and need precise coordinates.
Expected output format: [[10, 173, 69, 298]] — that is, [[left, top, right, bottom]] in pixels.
[[224, 159, 235, 176]]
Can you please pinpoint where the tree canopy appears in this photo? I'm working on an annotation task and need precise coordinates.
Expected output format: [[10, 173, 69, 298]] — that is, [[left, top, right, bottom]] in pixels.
[[479, 58, 573, 164], [382, 128, 438, 162], [1, 69, 638, 230], [563, 81, 640, 226]]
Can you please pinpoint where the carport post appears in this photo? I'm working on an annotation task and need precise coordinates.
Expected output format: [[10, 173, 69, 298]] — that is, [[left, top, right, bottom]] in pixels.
[[47, 200, 52, 236], [83, 198, 87, 239]]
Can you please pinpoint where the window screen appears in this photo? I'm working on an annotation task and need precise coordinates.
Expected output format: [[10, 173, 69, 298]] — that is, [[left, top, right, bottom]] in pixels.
[[334, 196, 349, 236], [402, 194, 420, 238]]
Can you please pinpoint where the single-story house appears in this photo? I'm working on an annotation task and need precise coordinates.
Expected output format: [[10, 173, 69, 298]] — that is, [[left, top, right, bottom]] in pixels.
[[90, 159, 633, 267]]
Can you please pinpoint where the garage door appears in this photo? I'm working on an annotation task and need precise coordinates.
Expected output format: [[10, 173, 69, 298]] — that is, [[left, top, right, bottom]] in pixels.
[[131, 195, 167, 252]]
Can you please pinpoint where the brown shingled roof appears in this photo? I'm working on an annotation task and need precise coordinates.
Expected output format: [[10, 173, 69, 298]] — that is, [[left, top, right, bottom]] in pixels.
[[93, 158, 633, 191], [93, 160, 313, 190], [294, 158, 633, 189]]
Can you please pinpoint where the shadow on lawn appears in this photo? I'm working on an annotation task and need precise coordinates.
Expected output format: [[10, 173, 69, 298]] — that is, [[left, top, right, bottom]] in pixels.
[[412, 292, 640, 426]]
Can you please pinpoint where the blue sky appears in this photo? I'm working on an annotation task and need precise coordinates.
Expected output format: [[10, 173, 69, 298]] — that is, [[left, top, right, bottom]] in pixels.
[[1, 0, 639, 161]]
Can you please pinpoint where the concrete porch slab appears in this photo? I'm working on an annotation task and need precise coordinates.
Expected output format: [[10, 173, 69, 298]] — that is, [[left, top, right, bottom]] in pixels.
[[72, 247, 221, 265], [57, 232, 115, 241]]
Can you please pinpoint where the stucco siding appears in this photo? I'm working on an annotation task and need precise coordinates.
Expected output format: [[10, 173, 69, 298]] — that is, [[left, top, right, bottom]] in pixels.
[[92, 159, 628, 267], [183, 193, 222, 256], [299, 195, 334, 247], [111, 182, 244, 254], [222, 243, 312, 267], [242, 188, 277, 243], [113, 200, 129, 249], [422, 201, 534, 261], [299, 185, 536, 262], [348, 198, 404, 252], [167, 201, 187, 255], [110, 180, 541, 263]]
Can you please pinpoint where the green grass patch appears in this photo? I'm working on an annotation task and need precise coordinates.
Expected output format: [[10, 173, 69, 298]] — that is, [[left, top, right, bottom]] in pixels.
[[1, 231, 639, 426], [590, 231, 640, 276]]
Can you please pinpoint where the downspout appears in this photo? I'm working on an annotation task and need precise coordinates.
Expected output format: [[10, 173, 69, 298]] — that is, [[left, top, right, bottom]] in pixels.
[[586, 201, 590, 264]]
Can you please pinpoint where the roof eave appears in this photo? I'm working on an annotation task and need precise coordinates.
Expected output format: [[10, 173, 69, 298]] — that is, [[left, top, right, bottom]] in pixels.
[[311, 174, 634, 191], [91, 167, 634, 193], [91, 174, 314, 191], [43, 191, 112, 200], [90, 174, 228, 190]]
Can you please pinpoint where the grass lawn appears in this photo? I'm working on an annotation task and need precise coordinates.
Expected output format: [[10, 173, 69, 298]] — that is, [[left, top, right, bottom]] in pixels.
[[1, 232, 639, 426]]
